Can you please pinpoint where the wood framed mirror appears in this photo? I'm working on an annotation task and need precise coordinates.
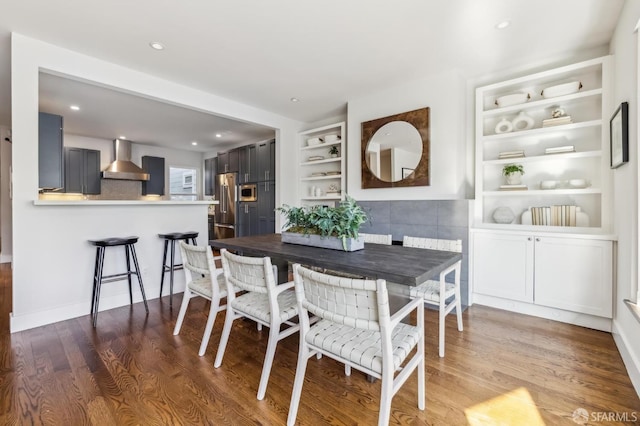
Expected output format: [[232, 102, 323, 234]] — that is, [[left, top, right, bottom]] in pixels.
[[361, 107, 430, 188]]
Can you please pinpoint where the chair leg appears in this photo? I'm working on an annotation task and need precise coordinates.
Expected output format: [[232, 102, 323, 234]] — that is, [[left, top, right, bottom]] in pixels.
[[169, 240, 176, 307], [417, 299, 425, 410], [92, 246, 105, 327], [198, 296, 221, 356], [173, 286, 193, 335], [257, 326, 279, 400], [257, 323, 262, 331], [159, 239, 169, 297], [129, 244, 149, 313], [125, 244, 133, 305], [214, 308, 236, 368], [378, 369, 394, 426], [90, 246, 101, 316], [439, 295, 446, 358], [344, 364, 351, 376], [287, 346, 311, 426], [455, 263, 463, 332]]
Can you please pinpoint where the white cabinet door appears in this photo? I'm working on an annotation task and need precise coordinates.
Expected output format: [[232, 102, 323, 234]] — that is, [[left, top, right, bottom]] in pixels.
[[473, 233, 534, 302], [534, 237, 612, 318]]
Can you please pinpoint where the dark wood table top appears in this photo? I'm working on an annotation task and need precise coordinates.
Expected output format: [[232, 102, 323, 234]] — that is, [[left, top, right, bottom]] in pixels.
[[209, 233, 461, 286]]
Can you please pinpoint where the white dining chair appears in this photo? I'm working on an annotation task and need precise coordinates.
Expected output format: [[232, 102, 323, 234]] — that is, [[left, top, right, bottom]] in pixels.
[[287, 264, 424, 426], [403, 236, 463, 357], [214, 249, 300, 400], [173, 241, 236, 356], [359, 232, 392, 245]]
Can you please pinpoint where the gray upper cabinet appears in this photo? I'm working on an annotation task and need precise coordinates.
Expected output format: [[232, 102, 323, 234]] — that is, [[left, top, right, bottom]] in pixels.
[[39, 112, 64, 190], [217, 149, 239, 174], [204, 157, 216, 195], [64, 147, 101, 194], [257, 139, 275, 182], [142, 156, 165, 196], [238, 144, 257, 184]]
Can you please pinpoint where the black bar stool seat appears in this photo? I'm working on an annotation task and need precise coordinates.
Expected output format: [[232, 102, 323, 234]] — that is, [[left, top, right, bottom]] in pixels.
[[89, 236, 149, 327], [159, 231, 199, 306]]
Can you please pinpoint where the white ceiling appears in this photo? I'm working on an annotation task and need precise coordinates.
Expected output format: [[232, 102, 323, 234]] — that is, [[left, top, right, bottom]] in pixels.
[[0, 0, 625, 149]]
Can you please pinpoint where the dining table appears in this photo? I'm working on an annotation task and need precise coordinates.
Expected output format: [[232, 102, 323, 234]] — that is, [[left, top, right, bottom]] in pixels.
[[209, 233, 462, 309]]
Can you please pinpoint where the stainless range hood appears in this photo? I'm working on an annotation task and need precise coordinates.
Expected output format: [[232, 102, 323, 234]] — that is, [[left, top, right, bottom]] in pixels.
[[102, 139, 150, 181]]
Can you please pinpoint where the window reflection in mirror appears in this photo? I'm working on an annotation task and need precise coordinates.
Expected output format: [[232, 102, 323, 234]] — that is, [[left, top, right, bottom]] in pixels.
[[365, 121, 422, 182]]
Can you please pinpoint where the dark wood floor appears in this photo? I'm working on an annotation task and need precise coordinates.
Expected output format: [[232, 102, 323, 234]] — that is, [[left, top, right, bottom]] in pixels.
[[0, 263, 638, 425]]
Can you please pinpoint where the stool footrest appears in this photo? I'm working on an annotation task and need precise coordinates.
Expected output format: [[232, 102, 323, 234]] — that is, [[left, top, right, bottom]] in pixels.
[[99, 271, 140, 284]]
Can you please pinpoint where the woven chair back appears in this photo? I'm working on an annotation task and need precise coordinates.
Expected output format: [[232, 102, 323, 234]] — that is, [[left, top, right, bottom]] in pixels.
[[220, 249, 274, 294], [294, 265, 389, 332]]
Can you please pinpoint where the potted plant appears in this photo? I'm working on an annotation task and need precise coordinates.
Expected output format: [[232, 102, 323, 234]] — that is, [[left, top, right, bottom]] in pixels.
[[329, 145, 339, 158], [502, 163, 524, 185], [277, 195, 368, 251]]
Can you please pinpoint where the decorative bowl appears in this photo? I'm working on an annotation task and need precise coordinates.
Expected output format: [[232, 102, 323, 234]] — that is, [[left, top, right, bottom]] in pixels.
[[541, 81, 582, 98], [568, 179, 588, 189], [540, 180, 557, 190], [495, 93, 530, 108]]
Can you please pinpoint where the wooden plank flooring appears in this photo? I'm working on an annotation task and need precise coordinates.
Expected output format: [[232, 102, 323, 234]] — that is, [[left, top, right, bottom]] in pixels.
[[0, 262, 638, 425]]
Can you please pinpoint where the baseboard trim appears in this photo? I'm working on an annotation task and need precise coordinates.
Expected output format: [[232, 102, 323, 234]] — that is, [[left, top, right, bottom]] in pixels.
[[9, 291, 159, 333], [473, 293, 612, 332], [0, 254, 12, 264], [612, 320, 640, 397]]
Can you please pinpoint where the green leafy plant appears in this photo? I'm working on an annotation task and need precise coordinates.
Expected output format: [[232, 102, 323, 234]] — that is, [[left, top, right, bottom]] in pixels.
[[502, 163, 525, 176], [277, 195, 368, 250], [329, 145, 339, 156]]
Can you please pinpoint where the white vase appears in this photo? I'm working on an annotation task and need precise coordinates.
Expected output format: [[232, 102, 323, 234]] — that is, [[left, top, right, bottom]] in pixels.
[[512, 111, 534, 131], [495, 117, 513, 134], [506, 172, 522, 185]]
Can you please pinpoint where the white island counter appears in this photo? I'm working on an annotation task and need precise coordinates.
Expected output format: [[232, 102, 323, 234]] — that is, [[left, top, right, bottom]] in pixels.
[[11, 199, 219, 332]]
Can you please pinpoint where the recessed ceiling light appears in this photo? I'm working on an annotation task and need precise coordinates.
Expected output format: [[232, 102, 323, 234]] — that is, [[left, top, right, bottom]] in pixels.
[[70, 105, 80, 111], [119, 135, 126, 140], [495, 20, 511, 30], [215, 133, 222, 138], [149, 41, 165, 50], [290, 97, 299, 102], [191, 141, 198, 146]]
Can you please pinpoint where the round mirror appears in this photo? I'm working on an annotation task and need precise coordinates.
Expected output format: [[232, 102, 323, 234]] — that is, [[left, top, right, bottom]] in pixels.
[[365, 121, 422, 182]]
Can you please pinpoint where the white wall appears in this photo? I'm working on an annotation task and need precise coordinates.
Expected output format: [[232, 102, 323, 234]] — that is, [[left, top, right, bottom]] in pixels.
[[10, 33, 302, 331], [347, 70, 467, 200], [0, 126, 11, 262], [609, 0, 640, 395]]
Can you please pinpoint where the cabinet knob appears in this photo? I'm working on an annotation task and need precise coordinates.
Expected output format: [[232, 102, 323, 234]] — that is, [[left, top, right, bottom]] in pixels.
[[536, 238, 540, 242], [527, 237, 532, 241]]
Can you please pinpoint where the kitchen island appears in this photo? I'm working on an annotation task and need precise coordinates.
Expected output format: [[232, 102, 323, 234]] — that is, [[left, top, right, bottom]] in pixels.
[[10, 199, 218, 332]]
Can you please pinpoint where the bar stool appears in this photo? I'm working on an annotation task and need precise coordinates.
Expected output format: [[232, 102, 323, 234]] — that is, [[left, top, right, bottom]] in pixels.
[[159, 232, 199, 306], [89, 236, 149, 327]]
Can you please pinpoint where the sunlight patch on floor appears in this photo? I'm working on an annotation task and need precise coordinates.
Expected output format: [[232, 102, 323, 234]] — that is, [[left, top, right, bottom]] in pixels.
[[464, 387, 545, 426]]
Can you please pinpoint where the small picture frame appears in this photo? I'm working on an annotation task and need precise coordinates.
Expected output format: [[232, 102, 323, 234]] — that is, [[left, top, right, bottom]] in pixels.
[[402, 167, 414, 179], [610, 102, 629, 169]]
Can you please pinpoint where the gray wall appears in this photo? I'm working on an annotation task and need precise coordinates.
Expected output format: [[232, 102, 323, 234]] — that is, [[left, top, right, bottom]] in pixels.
[[357, 199, 469, 306]]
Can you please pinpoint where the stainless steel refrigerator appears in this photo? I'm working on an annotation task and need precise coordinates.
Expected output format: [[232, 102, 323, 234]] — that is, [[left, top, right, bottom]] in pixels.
[[214, 173, 237, 239]]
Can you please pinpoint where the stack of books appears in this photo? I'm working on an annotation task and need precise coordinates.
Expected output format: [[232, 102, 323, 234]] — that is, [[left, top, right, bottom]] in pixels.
[[544, 145, 575, 155], [542, 115, 573, 127], [498, 150, 525, 159], [499, 184, 527, 191], [530, 205, 578, 226]]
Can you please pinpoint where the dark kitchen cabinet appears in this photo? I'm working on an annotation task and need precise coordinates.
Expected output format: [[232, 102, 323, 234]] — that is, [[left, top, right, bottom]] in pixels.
[[204, 157, 216, 195], [237, 201, 259, 237], [257, 180, 276, 235], [39, 112, 64, 190], [64, 147, 101, 194], [217, 149, 239, 174], [257, 139, 276, 182], [142, 156, 165, 195], [238, 144, 257, 184]]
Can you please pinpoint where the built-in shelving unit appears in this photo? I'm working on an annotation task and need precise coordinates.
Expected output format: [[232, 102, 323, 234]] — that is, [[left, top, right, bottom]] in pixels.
[[297, 122, 346, 206], [474, 56, 612, 232], [470, 56, 615, 331]]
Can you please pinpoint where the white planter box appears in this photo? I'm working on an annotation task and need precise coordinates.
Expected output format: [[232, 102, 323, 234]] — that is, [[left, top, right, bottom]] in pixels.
[[281, 232, 364, 251]]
